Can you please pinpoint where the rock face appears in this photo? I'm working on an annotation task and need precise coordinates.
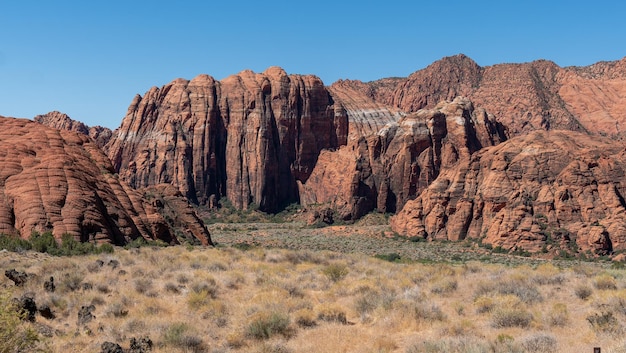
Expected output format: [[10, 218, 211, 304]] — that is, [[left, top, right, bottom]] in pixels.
[[299, 97, 506, 219], [106, 68, 349, 212], [391, 130, 626, 255], [0, 116, 211, 245], [346, 54, 626, 138], [34, 111, 113, 148]]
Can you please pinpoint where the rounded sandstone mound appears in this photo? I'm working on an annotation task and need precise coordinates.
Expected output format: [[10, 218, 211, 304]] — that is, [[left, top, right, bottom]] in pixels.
[[0, 116, 211, 245]]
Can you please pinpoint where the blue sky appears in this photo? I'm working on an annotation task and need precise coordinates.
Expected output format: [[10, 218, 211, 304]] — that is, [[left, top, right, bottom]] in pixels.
[[1, 0, 625, 129]]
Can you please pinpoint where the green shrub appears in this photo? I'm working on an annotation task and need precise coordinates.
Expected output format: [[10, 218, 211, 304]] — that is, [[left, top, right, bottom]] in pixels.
[[162, 323, 206, 352], [0, 234, 32, 252], [30, 231, 58, 253], [0, 289, 42, 352], [322, 263, 349, 282], [375, 253, 401, 262], [246, 311, 291, 340]]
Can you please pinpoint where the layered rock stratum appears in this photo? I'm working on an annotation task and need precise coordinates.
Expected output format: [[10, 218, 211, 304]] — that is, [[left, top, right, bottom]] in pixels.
[[0, 116, 211, 245]]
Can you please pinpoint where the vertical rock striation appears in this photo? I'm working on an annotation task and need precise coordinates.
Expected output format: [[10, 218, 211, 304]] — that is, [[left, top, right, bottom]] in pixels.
[[106, 68, 348, 212]]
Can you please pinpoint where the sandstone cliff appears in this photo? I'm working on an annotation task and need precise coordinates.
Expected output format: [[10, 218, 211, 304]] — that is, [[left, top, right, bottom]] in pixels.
[[391, 130, 626, 255], [299, 97, 506, 219], [34, 111, 113, 148], [0, 116, 211, 245], [106, 68, 353, 212], [344, 54, 626, 138], [97, 54, 626, 252]]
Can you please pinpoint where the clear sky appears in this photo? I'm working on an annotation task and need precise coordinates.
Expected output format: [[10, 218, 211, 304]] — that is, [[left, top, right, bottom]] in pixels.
[[1, 0, 625, 129]]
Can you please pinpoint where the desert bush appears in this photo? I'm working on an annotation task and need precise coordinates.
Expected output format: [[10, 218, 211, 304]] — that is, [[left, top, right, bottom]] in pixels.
[[0, 289, 42, 353], [532, 264, 566, 285], [208, 261, 228, 271], [406, 337, 493, 353], [177, 274, 190, 284], [575, 284, 593, 300], [96, 284, 111, 294], [59, 271, 85, 292], [587, 311, 623, 335], [106, 302, 128, 318], [495, 280, 543, 304], [595, 273, 618, 290], [547, 303, 569, 327], [164, 282, 180, 294], [439, 319, 475, 337], [413, 302, 446, 322], [375, 253, 401, 262], [316, 304, 348, 324], [521, 333, 557, 352], [474, 278, 542, 304], [256, 342, 293, 353], [491, 307, 532, 328], [293, 308, 317, 327], [322, 263, 349, 282], [134, 278, 153, 294], [474, 295, 495, 314], [162, 322, 206, 352], [430, 277, 458, 295], [246, 311, 291, 340], [354, 290, 381, 317], [187, 289, 214, 309], [190, 279, 219, 298]]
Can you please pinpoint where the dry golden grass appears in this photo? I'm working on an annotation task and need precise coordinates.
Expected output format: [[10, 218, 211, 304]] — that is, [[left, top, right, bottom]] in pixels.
[[2, 243, 626, 352]]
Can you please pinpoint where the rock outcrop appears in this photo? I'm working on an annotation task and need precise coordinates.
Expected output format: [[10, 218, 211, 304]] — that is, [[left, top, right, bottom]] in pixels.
[[345, 54, 626, 138], [299, 97, 506, 219], [391, 130, 626, 255], [106, 68, 349, 212], [0, 116, 211, 245], [34, 111, 112, 148]]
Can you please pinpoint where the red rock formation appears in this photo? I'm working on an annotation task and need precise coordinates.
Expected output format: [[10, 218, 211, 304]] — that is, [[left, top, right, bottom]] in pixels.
[[0, 116, 211, 245], [344, 54, 626, 138], [299, 97, 506, 219], [106, 68, 348, 212], [106, 56, 626, 229], [328, 79, 404, 140], [34, 111, 113, 148], [391, 130, 626, 255]]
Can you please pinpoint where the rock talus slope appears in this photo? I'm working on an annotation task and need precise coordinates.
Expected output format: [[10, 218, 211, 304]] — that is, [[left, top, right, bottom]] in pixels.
[[391, 130, 626, 254], [0, 117, 211, 245]]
